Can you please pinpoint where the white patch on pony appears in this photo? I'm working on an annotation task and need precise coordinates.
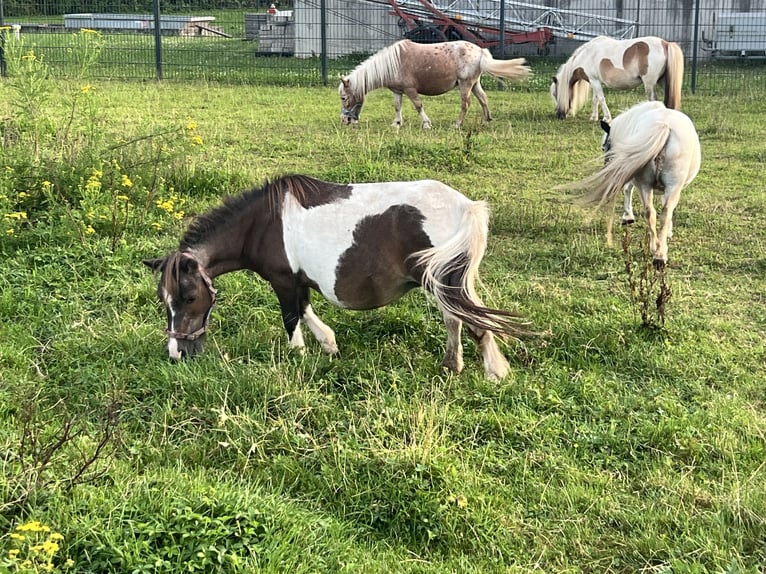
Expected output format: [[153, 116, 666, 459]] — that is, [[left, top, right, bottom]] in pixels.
[[167, 337, 182, 361], [281, 180, 471, 308], [302, 304, 338, 354], [289, 322, 306, 351], [162, 286, 181, 359]]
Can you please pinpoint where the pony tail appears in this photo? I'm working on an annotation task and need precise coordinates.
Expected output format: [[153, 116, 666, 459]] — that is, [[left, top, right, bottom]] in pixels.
[[479, 51, 532, 82], [664, 42, 684, 110], [413, 202, 532, 339]]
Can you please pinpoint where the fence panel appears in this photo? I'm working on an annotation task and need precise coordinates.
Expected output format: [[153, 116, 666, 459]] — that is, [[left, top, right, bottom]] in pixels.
[[1, 0, 765, 92]]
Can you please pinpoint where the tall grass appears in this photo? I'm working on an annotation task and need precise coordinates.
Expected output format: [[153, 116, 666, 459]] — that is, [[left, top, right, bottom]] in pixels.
[[0, 49, 764, 573]]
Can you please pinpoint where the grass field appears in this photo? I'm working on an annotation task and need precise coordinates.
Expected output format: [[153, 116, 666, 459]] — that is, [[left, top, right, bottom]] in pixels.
[[0, 70, 765, 573]]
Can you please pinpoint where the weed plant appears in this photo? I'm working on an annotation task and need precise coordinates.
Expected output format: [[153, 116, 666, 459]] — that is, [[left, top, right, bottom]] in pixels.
[[0, 37, 764, 573]]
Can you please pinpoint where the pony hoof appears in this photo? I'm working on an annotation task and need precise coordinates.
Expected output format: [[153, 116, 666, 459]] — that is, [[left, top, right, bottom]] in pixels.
[[652, 258, 667, 270], [322, 342, 339, 355], [441, 355, 464, 374], [621, 218, 635, 226], [391, 122, 401, 129], [422, 123, 432, 130]]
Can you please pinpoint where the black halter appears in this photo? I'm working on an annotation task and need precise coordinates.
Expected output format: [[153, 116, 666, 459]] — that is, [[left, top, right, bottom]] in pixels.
[[165, 265, 217, 342], [341, 102, 362, 122]]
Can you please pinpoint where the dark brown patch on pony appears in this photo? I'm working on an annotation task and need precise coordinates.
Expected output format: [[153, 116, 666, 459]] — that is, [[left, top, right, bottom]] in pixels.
[[334, 204, 432, 309], [280, 175, 353, 209], [571, 67, 589, 83], [623, 41, 650, 76]]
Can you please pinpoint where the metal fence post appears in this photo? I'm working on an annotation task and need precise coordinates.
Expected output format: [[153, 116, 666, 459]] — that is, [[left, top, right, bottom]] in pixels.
[[691, 0, 700, 94], [153, 0, 163, 80], [320, 0, 327, 86], [0, 0, 6, 78]]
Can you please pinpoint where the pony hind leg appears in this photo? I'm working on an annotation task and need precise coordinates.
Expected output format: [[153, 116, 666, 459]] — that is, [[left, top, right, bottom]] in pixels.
[[440, 310, 464, 374], [440, 269, 509, 380], [654, 183, 683, 268], [470, 81, 492, 125], [466, 324, 510, 381]]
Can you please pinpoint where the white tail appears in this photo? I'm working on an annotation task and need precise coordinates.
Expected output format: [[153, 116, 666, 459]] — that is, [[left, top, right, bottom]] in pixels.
[[413, 201, 531, 338], [574, 120, 671, 209], [480, 52, 532, 82]]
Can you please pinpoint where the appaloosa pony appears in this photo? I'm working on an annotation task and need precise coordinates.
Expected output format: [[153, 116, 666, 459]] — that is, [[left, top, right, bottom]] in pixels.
[[550, 35, 684, 122], [567, 101, 701, 268], [339, 39, 531, 129], [144, 175, 533, 379]]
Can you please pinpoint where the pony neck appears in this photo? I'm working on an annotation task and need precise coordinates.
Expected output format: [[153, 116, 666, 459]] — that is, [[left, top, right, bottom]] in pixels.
[[183, 194, 276, 279]]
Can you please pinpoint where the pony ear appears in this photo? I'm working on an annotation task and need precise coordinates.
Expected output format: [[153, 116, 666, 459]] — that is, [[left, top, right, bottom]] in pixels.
[[600, 120, 610, 134], [341, 77, 350, 88], [551, 76, 558, 84], [143, 257, 166, 273]]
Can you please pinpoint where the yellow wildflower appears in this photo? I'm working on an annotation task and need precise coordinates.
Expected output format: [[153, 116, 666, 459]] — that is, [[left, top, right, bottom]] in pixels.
[[120, 174, 133, 188], [186, 118, 198, 131], [85, 225, 95, 235], [49, 533, 64, 542], [151, 222, 162, 230], [8, 548, 20, 558], [191, 135, 204, 146], [81, 84, 93, 94], [4, 211, 28, 220], [66, 559, 75, 567], [18, 191, 28, 198], [116, 194, 129, 201], [80, 28, 101, 36], [16, 520, 51, 532], [173, 211, 185, 220], [5, 228, 13, 235]]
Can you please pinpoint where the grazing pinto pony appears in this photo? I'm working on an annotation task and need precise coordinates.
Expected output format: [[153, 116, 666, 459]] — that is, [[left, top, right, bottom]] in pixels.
[[550, 36, 684, 122], [567, 101, 701, 268], [143, 175, 533, 379], [339, 39, 531, 129]]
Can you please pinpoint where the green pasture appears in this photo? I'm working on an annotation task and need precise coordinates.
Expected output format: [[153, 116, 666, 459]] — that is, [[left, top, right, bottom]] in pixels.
[[0, 58, 765, 573]]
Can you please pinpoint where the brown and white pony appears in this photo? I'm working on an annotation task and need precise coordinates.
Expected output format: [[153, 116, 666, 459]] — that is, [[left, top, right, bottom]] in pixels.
[[144, 175, 534, 379], [550, 35, 684, 122], [339, 39, 531, 129], [567, 101, 701, 268]]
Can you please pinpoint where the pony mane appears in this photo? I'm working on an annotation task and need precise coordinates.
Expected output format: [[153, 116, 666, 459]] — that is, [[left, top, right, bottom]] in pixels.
[[180, 174, 326, 250], [345, 41, 404, 97]]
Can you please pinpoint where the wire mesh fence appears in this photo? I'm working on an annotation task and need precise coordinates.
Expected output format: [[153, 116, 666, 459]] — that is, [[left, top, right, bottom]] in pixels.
[[1, 0, 765, 92]]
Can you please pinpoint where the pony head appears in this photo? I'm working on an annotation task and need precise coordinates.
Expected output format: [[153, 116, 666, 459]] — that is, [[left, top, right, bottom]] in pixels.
[[339, 77, 363, 125], [600, 119, 612, 156], [143, 252, 217, 360]]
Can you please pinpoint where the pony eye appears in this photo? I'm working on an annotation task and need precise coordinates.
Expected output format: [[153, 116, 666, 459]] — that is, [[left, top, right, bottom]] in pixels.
[[184, 296, 196, 305]]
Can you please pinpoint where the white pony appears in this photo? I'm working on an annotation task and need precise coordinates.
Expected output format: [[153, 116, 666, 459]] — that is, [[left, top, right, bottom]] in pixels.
[[568, 101, 701, 268], [550, 36, 684, 122]]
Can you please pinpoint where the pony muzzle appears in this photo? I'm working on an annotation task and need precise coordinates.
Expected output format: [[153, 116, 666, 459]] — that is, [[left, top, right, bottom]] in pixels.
[[341, 104, 361, 125]]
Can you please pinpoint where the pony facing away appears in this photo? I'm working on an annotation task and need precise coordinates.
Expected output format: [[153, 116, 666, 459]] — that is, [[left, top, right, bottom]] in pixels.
[[550, 35, 684, 122], [143, 175, 533, 379], [339, 39, 531, 129], [567, 101, 701, 268]]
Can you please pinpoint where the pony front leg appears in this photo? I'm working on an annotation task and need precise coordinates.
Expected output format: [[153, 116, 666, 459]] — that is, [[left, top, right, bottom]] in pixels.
[[621, 184, 636, 225], [590, 81, 611, 122], [404, 89, 431, 129], [391, 92, 404, 129], [302, 304, 338, 355]]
